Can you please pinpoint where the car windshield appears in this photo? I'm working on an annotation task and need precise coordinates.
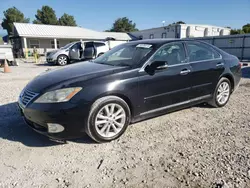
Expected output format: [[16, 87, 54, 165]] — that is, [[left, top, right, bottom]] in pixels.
[[61, 42, 74, 50], [93, 43, 154, 67]]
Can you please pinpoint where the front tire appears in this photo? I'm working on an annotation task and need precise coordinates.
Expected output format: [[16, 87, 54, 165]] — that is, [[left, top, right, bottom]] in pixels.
[[97, 53, 104, 57], [86, 96, 131, 143], [57, 55, 68, 66], [209, 77, 231, 107]]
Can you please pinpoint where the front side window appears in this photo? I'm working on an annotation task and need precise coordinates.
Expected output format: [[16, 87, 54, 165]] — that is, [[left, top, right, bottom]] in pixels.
[[71, 42, 81, 50], [187, 42, 220, 62], [150, 43, 186, 66], [29, 39, 39, 48], [94, 43, 154, 67]]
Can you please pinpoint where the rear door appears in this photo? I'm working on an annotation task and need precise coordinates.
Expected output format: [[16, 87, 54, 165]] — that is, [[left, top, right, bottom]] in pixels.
[[69, 42, 80, 60], [185, 41, 225, 99], [84, 42, 95, 59]]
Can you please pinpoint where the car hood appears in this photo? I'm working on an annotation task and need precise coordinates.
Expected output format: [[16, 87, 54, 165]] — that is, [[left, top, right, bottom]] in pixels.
[[25, 61, 128, 93], [46, 49, 59, 56]]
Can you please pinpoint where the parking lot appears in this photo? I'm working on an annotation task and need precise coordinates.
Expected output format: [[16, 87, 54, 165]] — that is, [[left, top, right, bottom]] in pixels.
[[0, 61, 250, 188]]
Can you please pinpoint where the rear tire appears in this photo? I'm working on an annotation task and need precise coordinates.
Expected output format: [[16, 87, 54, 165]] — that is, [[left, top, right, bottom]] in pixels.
[[86, 96, 131, 143], [97, 53, 104, 57], [57, 55, 68, 66], [208, 77, 231, 108]]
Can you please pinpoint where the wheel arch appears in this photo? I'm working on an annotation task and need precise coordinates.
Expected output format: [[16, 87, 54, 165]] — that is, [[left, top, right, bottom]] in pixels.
[[57, 54, 69, 60], [97, 52, 104, 57], [220, 73, 235, 92], [57, 54, 69, 65], [92, 92, 134, 118]]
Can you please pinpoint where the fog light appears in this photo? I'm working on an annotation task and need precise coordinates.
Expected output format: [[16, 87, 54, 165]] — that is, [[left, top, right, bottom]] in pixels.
[[47, 123, 64, 133]]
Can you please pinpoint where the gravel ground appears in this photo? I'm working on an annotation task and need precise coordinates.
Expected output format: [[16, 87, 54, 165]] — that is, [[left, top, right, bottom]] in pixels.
[[0, 62, 249, 188]]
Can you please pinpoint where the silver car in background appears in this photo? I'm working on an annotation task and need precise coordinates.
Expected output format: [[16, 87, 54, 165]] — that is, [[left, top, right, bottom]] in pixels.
[[46, 41, 109, 66]]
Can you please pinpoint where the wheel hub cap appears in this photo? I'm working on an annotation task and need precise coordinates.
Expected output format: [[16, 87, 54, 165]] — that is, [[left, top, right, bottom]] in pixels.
[[95, 103, 126, 138], [217, 82, 230, 105]]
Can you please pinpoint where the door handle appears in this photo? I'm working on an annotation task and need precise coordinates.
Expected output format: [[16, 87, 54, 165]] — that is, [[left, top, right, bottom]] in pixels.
[[180, 69, 191, 75], [216, 62, 224, 67]]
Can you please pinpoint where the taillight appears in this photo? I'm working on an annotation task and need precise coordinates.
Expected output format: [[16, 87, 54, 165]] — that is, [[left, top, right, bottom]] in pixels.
[[239, 62, 242, 68]]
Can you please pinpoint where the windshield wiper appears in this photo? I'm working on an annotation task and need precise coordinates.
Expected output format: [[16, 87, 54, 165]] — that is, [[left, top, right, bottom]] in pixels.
[[94, 62, 115, 66], [117, 63, 131, 67]]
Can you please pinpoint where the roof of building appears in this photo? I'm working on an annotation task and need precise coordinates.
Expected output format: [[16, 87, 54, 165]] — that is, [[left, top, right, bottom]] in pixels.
[[131, 24, 231, 32], [13, 23, 132, 41]]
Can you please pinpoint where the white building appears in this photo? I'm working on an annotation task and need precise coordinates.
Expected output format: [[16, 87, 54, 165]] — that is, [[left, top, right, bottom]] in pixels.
[[12, 23, 133, 57], [130, 24, 231, 40]]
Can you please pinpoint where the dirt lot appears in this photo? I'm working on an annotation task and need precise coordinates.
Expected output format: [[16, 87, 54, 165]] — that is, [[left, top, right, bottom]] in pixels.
[[0, 62, 249, 188]]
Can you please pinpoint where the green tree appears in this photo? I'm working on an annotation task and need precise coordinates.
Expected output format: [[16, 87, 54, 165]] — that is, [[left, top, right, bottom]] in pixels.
[[58, 13, 77, 26], [175, 21, 186, 24], [33, 6, 58, 25], [230, 29, 244, 35], [1, 7, 29, 35], [242, 24, 250, 33], [168, 21, 186, 26], [106, 17, 138, 32]]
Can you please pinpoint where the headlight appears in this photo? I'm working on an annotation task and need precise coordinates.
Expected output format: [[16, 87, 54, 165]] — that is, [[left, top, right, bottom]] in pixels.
[[34, 87, 82, 103]]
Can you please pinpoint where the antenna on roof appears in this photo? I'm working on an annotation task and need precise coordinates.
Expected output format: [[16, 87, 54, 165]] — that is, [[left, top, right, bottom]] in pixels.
[[162, 21, 165, 26]]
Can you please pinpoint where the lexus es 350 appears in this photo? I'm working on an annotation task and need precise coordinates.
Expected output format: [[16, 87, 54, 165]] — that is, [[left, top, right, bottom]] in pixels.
[[18, 39, 241, 143]]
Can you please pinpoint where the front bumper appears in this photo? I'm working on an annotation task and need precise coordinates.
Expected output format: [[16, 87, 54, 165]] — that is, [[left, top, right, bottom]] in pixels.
[[18, 101, 91, 140], [46, 58, 56, 64]]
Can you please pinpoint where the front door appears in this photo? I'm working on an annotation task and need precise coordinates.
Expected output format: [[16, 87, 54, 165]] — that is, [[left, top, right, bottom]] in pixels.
[[138, 42, 192, 114], [185, 41, 225, 99], [69, 42, 81, 60]]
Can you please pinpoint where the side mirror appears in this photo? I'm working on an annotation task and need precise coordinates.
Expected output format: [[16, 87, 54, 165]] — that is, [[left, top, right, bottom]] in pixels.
[[145, 61, 168, 75], [151, 61, 168, 70]]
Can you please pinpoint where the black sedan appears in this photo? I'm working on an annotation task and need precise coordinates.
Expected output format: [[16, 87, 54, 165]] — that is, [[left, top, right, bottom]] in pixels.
[[18, 39, 241, 143]]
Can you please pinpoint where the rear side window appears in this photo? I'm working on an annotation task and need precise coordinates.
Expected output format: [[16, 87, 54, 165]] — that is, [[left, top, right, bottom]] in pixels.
[[187, 42, 221, 62], [95, 42, 106, 47]]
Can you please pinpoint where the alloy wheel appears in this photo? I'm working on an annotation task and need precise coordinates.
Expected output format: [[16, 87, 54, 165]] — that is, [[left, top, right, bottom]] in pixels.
[[58, 56, 67, 65], [216, 81, 230, 105], [95, 103, 126, 138]]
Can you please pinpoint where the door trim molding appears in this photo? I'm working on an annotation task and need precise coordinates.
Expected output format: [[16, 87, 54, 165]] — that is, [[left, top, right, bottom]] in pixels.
[[145, 87, 191, 100], [192, 82, 212, 89], [140, 94, 211, 116]]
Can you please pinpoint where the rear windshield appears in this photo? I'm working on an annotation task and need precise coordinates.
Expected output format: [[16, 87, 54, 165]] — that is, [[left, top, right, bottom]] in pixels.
[[93, 43, 155, 67]]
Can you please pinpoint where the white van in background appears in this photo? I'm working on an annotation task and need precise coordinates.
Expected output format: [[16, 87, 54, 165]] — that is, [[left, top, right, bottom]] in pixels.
[[0, 45, 17, 66], [46, 40, 127, 66]]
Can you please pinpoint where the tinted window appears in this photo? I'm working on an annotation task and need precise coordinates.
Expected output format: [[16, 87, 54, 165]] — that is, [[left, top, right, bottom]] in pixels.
[[151, 43, 186, 66], [95, 42, 106, 47], [187, 42, 220, 62], [85, 42, 93, 48]]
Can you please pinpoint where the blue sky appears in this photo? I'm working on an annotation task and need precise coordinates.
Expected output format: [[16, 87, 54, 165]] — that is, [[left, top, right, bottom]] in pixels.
[[0, 0, 249, 33]]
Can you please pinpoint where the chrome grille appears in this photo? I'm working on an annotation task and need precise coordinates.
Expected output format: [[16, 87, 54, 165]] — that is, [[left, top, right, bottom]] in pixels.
[[46, 52, 52, 57], [19, 89, 39, 107]]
